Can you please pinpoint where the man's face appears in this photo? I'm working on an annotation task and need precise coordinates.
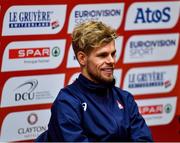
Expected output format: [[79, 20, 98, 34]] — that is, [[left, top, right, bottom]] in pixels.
[[84, 40, 116, 84]]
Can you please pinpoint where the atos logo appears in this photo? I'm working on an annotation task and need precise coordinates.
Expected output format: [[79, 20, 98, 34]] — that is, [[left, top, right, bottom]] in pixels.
[[125, 2, 179, 30], [123, 33, 179, 63], [134, 7, 170, 24], [14, 79, 38, 101]]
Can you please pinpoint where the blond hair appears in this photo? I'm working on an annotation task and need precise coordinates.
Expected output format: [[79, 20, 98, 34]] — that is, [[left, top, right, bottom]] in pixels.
[[72, 21, 117, 57]]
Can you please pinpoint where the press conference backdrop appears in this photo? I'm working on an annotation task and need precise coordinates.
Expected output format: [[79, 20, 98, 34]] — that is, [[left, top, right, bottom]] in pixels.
[[0, 0, 180, 141]]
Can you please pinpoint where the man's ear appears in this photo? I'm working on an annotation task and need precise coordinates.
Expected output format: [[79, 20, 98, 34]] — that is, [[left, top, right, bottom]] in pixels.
[[77, 51, 87, 66]]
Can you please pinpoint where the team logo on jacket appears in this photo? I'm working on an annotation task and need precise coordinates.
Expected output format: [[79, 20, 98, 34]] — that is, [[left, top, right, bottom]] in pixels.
[[116, 100, 124, 109], [82, 102, 87, 111]]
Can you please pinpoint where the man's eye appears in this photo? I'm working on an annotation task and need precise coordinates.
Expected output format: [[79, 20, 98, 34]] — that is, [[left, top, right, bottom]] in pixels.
[[98, 53, 107, 57], [111, 52, 116, 57]]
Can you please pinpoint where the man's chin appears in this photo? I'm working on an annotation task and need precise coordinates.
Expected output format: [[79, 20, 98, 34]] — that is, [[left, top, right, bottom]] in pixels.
[[87, 71, 114, 84], [100, 76, 114, 84]]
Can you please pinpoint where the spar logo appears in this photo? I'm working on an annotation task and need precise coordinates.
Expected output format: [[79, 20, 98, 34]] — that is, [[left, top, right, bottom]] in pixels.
[[1, 40, 66, 72], [9, 48, 50, 59], [68, 3, 124, 33], [139, 105, 163, 115], [2, 5, 67, 35], [139, 104, 173, 115], [125, 2, 179, 30], [123, 65, 178, 95], [0, 110, 50, 141], [136, 97, 177, 126], [123, 33, 179, 63], [9, 47, 60, 59]]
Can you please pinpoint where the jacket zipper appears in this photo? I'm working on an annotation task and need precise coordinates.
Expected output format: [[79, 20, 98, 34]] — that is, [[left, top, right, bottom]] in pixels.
[[106, 88, 120, 135]]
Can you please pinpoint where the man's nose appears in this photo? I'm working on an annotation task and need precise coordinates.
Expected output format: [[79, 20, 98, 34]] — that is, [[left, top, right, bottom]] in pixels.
[[106, 55, 115, 64]]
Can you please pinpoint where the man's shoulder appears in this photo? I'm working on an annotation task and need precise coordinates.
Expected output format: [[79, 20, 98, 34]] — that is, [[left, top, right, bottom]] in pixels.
[[61, 81, 80, 94], [56, 81, 82, 102], [113, 86, 135, 102], [113, 86, 132, 96]]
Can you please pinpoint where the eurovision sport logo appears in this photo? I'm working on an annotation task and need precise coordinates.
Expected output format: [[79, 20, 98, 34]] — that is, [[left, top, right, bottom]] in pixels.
[[1, 39, 66, 72], [2, 5, 67, 35], [68, 3, 124, 33], [123, 33, 179, 63]]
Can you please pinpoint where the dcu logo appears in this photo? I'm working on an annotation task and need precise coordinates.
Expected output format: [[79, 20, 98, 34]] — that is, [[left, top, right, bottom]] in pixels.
[[125, 2, 179, 30], [1, 74, 65, 107], [14, 79, 38, 101]]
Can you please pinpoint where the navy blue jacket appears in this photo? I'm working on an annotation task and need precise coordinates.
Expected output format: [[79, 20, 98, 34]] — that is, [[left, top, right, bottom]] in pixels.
[[36, 74, 153, 142]]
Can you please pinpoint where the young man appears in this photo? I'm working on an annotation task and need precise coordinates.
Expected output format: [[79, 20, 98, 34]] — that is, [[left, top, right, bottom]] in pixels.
[[35, 21, 153, 142]]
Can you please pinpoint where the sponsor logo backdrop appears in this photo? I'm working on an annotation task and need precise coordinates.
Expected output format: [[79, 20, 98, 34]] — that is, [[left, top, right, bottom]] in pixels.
[[0, 0, 179, 142]]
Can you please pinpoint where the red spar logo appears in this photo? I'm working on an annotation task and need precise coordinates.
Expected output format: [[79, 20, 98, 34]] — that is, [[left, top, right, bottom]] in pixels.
[[139, 105, 163, 115], [9, 47, 50, 59]]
